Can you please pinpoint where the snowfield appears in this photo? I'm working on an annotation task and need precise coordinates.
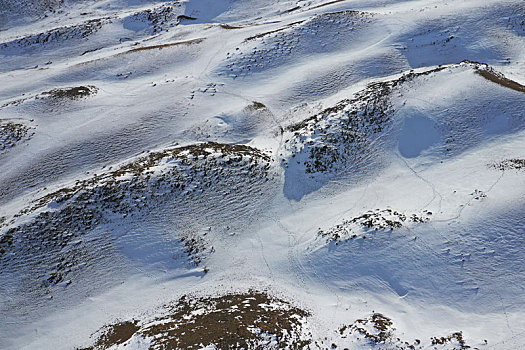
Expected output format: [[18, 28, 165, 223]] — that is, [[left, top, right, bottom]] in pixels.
[[0, 0, 524, 349]]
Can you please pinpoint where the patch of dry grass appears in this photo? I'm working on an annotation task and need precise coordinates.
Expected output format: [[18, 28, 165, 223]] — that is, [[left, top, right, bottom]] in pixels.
[[81, 291, 311, 349], [219, 24, 244, 30], [126, 38, 205, 53], [476, 70, 525, 93], [244, 21, 305, 41], [307, 0, 346, 11]]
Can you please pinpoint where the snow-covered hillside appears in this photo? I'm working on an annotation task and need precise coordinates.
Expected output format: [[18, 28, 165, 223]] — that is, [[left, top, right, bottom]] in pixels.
[[0, 0, 524, 349]]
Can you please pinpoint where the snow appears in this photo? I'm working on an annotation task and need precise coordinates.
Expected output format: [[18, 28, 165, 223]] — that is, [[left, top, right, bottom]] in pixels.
[[398, 113, 441, 158], [0, 0, 524, 349]]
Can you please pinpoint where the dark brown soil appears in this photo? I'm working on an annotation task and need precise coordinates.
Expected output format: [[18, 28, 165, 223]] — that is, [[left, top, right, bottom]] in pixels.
[[42, 86, 98, 99], [177, 15, 197, 22], [127, 38, 205, 53], [245, 21, 305, 41], [307, 0, 346, 11], [246, 101, 268, 111], [219, 24, 244, 30], [82, 291, 311, 350], [476, 70, 525, 93], [97, 321, 140, 349]]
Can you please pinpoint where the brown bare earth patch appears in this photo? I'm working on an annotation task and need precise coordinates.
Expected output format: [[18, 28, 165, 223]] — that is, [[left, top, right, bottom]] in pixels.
[[245, 21, 305, 41], [82, 321, 140, 350], [126, 38, 205, 53], [78, 38, 205, 64], [177, 15, 197, 22], [246, 101, 268, 111], [81, 291, 311, 349], [219, 24, 244, 30], [307, 0, 346, 12], [282, 6, 301, 14], [476, 69, 525, 93], [42, 86, 98, 99]]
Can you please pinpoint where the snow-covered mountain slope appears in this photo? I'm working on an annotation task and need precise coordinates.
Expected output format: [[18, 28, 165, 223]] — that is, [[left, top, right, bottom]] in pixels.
[[0, 0, 524, 349]]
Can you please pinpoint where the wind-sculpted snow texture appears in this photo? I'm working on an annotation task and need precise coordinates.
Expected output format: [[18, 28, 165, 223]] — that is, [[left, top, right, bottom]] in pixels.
[[0, 0, 524, 349]]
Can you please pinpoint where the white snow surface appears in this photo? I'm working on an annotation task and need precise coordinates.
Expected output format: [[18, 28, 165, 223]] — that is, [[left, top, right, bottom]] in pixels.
[[0, 0, 524, 349]]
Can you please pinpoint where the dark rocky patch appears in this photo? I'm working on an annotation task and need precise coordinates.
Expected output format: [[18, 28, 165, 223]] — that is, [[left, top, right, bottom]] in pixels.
[[318, 209, 431, 243], [42, 85, 98, 100], [219, 23, 244, 30], [0, 0, 64, 24], [285, 79, 394, 175], [0, 120, 34, 152], [284, 61, 521, 179], [431, 332, 470, 349], [338, 313, 476, 349], [127, 4, 182, 34], [282, 65, 452, 175], [470, 189, 487, 200]]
